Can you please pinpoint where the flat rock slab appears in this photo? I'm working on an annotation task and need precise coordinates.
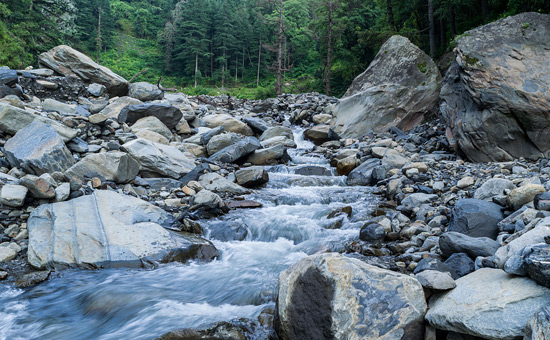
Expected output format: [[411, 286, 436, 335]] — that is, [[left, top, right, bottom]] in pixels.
[[426, 268, 550, 339], [277, 253, 427, 340], [4, 120, 75, 175], [27, 190, 218, 269]]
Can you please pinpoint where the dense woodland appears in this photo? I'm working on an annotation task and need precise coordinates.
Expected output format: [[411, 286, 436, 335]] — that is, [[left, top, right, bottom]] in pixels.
[[1, 0, 549, 98]]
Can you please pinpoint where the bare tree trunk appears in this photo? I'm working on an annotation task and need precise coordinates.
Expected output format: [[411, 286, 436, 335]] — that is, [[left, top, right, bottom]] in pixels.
[[257, 39, 261, 87], [428, 0, 436, 57], [325, 0, 333, 96], [481, 0, 489, 22], [275, 0, 284, 96], [194, 53, 198, 88], [386, 0, 396, 31], [96, 6, 102, 63]]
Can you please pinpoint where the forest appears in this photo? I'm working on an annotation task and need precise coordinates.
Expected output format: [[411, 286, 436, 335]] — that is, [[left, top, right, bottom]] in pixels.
[[1, 0, 549, 98]]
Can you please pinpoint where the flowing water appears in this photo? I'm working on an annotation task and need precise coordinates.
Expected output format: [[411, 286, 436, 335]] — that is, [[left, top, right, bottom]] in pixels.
[[0, 129, 376, 340]]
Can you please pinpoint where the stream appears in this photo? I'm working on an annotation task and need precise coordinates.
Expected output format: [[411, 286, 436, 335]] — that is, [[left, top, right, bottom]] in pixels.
[[0, 129, 376, 340]]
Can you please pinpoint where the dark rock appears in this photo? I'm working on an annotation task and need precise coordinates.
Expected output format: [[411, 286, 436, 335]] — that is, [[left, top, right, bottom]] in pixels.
[[207, 221, 249, 241], [524, 244, 550, 288], [118, 103, 183, 129], [235, 167, 269, 188], [346, 158, 382, 186], [304, 125, 331, 145], [414, 258, 456, 279], [439, 232, 500, 259], [359, 222, 386, 241], [14, 270, 51, 288], [208, 137, 261, 164], [157, 318, 275, 340], [524, 307, 550, 340], [448, 199, 504, 239], [534, 192, 550, 211], [0, 68, 18, 86], [243, 117, 270, 133], [200, 126, 225, 146], [444, 253, 475, 279], [226, 200, 263, 209]]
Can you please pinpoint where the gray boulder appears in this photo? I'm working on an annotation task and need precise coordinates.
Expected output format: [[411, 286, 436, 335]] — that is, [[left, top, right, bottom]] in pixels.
[[346, 158, 382, 186], [243, 117, 270, 133], [0, 184, 28, 207], [304, 125, 332, 145], [441, 13, 550, 162], [19, 175, 56, 199], [260, 126, 293, 141], [199, 173, 248, 195], [87, 83, 106, 97], [245, 144, 287, 165], [277, 253, 426, 340], [330, 35, 441, 138], [474, 178, 516, 200], [448, 199, 504, 239], [4, 121, 75, 175], [208, 137, 261, 163], [98, 96, 142, 120], [65, 151, 139, 183], [118, 103, 183, 129], [202, 114, 254, 136], [426, 268, 550, 339], [0, 68, 18, 86], [0, 103, 77, 141], [206, 133, 243, 156], [235, 167, 269, 188], [524, 307, 550, 340], [495, 223, 550, 268], [27, 190, 218, 269], [122, 139, 195, 179], [131, 116, 173, 140], [128, 82, 163, 101], [440, 232, 500, 259], [39, 45, 128, 96], [415, 270, 456, 290]]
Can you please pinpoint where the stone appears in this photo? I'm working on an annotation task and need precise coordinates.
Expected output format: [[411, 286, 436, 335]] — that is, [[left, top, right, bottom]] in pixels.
[[4, 121, 75, 175], [277, 253, 426, 340], [0, 68, 18, 86], [507, 184, 545, 210], [0, 247, 17, 262], [206, 133, 243, 156], [157, 318, 270, 340], [203, 114, 254, 136], [494, 223, 550, 268], [457, 176, 474, 189], [199, 173, 248, 195], [381, 152, 408, 169], [359, 222, 386, 241], [524, 307, 550, 340], [440, 232, 500, 259], [261, 136, 297, 149], [15, 271, 51, 288], [208, 137, 261, 164], [304, 125, 331, 145], [55, 183, 71, 202], [98, 96, 142, 120], [27, 190, 218, 269], [336, 156, 357, 176], [131, 116, 173, 140], [474, 178, 516, 200], [128, 82, 163, 101], [312, 113, 332, 125], [87, 83, 106, 97], [346, 158, 382, 186], [523, 244, 550, 288], [35, 79, 58, 90], [65, 151, 139, 184], [42, 98, 76, 115], [198, 126, 225, 146], [448, 199, 504, 239], [426, 268, 550, 339], [245, 144, 287, 165], [235, 167, 269, 188], [226, 200, 263, 209], [134, 129, 169, 145], [118, 103, 183, 129], [0, 184, 28, 207], [534, 192, 550, 211], [123, 139, 195, 179], [441, 13, 550, 162], [19, 175, 56, 199], [243, 117, 270, 133], [0, 103, 78, 141], [39, 45, 128, 96], [191, 189, 224, 210], [415, 270, 456, 290], [444, 253, 475, 279], [330, 35, 440, 138], [260, 126, 294, 141], [401, 193, 438, 210]]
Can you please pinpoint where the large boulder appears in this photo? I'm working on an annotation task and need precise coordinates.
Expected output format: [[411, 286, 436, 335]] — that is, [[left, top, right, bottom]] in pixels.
[[122, 139, 195, 179], [118, 103, 183, 129], [208, 137, 261, 164], [426, 268, 550, 339], [27, 190, 218, 269], [128, 82, 163, 101], [0, 103, 77, 141], [448, 199, 504, 239], [439, 232, 500, 259], [98, 96, 142, 120], [330, 35, 441, 138], [277, 253, 427, 340], [441, 13, 550, 162], [203, 114, 254, 136], [39, 45, 129, 96], [65, 151, 139, 183], [4, 121, 75, 175], [524, 307, 550, 340]]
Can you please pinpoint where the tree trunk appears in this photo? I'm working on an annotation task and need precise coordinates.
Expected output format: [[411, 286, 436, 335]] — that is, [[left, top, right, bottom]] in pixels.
[[386, 0, 396, 31], [257, 39, 261, 87], [275, 0, 284, 96], [450, 7, 457, 36], [325, 0, 333, 96], [481, 0, 489, 22], [428, 0, 436, 57], [96, 6, 102, 63], [194, 53, 198, 88], [210, 42, 214, 83]]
